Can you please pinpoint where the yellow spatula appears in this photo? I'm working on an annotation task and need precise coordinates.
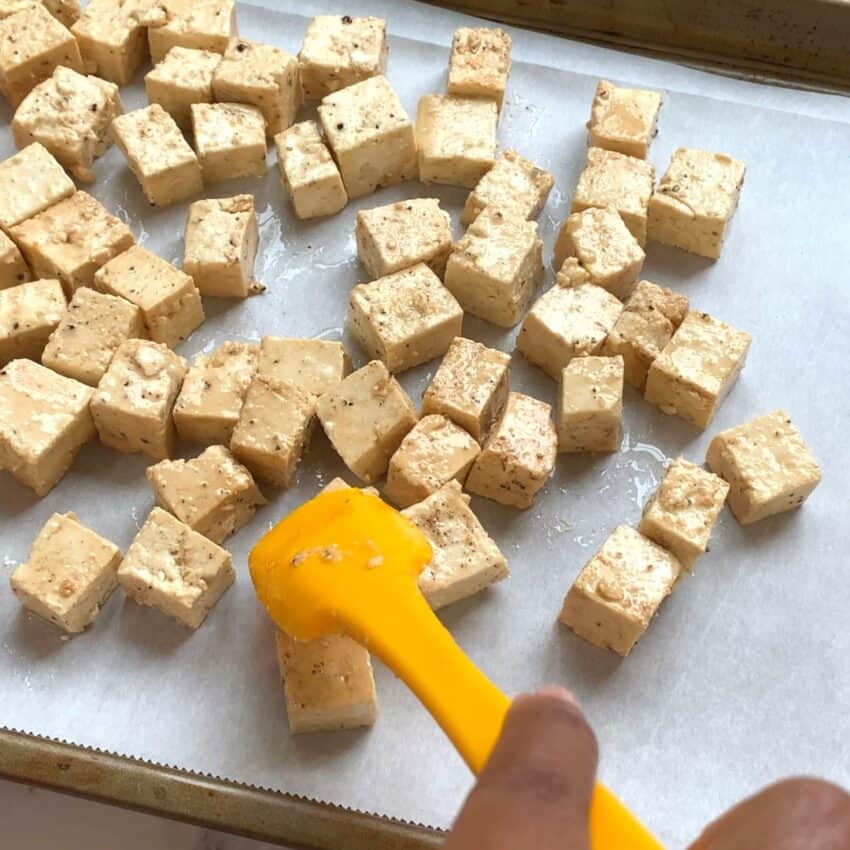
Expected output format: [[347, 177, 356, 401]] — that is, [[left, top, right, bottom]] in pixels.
[[250, 487, 663, 850]]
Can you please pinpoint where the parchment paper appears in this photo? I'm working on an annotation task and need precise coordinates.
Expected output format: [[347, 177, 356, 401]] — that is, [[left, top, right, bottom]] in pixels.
[[1, 2, 849, 847]]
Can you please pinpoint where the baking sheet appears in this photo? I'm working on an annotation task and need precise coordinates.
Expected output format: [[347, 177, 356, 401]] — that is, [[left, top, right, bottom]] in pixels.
[[1, 2, 849, 847]]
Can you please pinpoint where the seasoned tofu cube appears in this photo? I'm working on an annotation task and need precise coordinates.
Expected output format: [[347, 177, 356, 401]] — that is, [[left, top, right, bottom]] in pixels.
[[0, 0, 35, 19], [275, 630, 378, 734], [0, 231, 31, 290], [318, 75, 417, 199], [0, 358, 94, 495], [144, 46, 220, 129], [706, 410, 821, 525], [90, 338, 187, 459], [10, 191, 135, 295], [384, 414, 480, 508], [0, 143, 74, 232], [147, 444, 265, 543], [557, 355, 624, 453], [559, 524, 682, 656], [416, 94, 497, 188], [465, 391, 557, 509], [118, 506, 234, 628], [183, 195, 258, 297], [648, 147, 746, 259], [11, 66, 123, 182], [257, 337, 349, 398], [274, 120, 347, 220], [191, 102, 266, 183], [421, 336, 510, 443], [147, 0, 236, 64], [0, 278, 65, 366], [94, 245, 205, 347], [347, 263, 463, 374], [645, 310, 751, 429], [172, 340, 258, 444], [587, 80, 662, 160], [298, 14, 387, 101], [316, 360, 418, 483], [40, 0, 80, 28], [447, 26, 511, 109], [516, 259, 623, 380], [445, 208, 543, 328], [356, 198, 452, 279], [42, 287, 146, 385], [10, 511, 121, 633], [554, 207, 645, 301], [402, 480, 508, 609]]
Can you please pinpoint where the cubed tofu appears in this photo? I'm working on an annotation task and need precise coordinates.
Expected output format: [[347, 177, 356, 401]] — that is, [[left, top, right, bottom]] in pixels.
[[445, 208, 543, 328], [315, 359, 417, 483], [298, 14, 387, 101], [41, 0, 79, 28], [384, 414, 479, 508], [10, 511, 121, 633], [447, 26, 511, 109], [421, 336, 510, 443], [645, 310, 751, 429], [0, 231, 31, 290], [144, 45, 220, 129], [148, 0, 236, 64], [90, 338, 187, 459], [147, 444, 265, 543], [557, 355, 624, 453], [356, 198, 452, 279], [465, 391, 557, 509], [587, 80, 662, 160], [191, 102, 266, 183], [0, 278, 65, 366], [274, 120, 347, 220], [172, 340, 258, 444], [10, 191, 135, 295], [647, 148, 746, 259], [0, 0, 34, 18], [213, 37, 300, 137], [402, 480, 508, 609], [347, 263, 463, 374], [118, 506, 234, 628], [416, 94, 497, 188], [600, 279, 689, 390], [559, 524, 682, 656], [110, 104, 203, 206], [42, 287, 145, 385], [318, 75, 417, 199], [11, 66, 122, 182], [275, 630, 378, 734], [516, 259, 623, 380], [257, 337, 349, 399], [183, 195, 258, 297], [94, 245, 205, 347], [0, 358, 94, 495], [706, 410, 821, 525]]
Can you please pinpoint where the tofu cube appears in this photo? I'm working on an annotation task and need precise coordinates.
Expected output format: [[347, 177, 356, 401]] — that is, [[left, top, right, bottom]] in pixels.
[[257, 336, 350, 398], [0, 230, 31, 290], [144, 45, 220, 129], [416, 94, 497, 188], [0, 278, 66, 366], [0, 143, 74, 232], [148, 0, 236, 64], [465, 391, 557, 509], [645, 310, 751, 429], [94, 245, 205, 348], [516, 259, 623, 380], [298, 14, 387, 101], [402, 480, 508, 609], [347, 263, 463, 374], [355, 198, 452, 279], [191, 102, 266, 183], [384, 414, 480, 508], [421, 336, 510, 443], [315, 359, 418, 484], [0, 358, 94, 495], [40, 0, 80, 28], [447, 26, 511, 109], [647, 148, 746, 259], [0, 0, 36, 19], [274, 120, 347, 220], [90, 339, 187, 459], [42, 287, 146, 385], [118, 506, 234, 628], [146, 444, 265, 543], [11, 66, 123, 182], [557, 355, 624, 453], [10, 511, 121, 633], [172, 340, 258, 444], [318, 75, 417, 199], [445, 208, 543, 328], [183, 195, 258, 297], [587, 80, 662, 160], [559, 524, 682, 656], [706, 410, 821, 525]]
